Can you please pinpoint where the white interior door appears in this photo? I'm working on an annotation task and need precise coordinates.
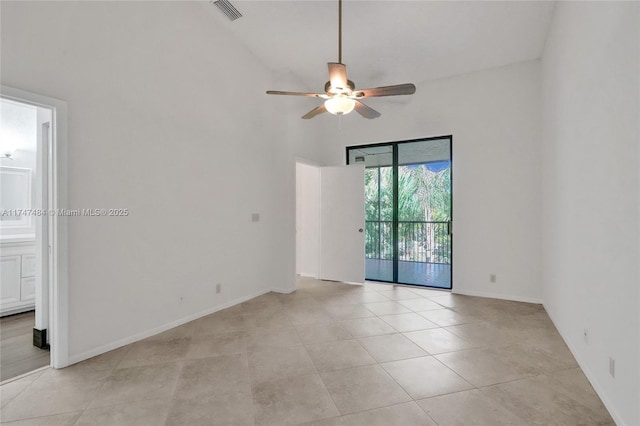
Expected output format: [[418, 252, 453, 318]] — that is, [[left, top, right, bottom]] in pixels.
[[320, 164, 365, 283]]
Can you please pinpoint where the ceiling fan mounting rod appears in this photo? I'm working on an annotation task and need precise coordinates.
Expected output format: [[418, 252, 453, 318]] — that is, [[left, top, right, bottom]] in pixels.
[[338, 0, 342, 64]]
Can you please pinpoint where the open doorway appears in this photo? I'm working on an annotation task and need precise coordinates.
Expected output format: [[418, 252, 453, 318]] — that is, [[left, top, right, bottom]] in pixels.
[[0, 97, 51, 380], [295, 161, 321, 279], [347, 136, 453, 289], [0, 86, 67, 380], [296, 160, 366, 284]]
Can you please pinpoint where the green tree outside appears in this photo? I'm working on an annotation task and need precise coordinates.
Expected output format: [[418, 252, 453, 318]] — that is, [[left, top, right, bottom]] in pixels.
[[365, 164, 451, 263]]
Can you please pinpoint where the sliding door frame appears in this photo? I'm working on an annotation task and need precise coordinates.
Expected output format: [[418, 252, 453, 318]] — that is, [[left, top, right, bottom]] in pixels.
[[346, 135, 453, 290]]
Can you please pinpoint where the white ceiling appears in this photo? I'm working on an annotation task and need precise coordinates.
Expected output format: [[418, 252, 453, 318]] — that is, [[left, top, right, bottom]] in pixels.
[[206, 1, 556, 92]]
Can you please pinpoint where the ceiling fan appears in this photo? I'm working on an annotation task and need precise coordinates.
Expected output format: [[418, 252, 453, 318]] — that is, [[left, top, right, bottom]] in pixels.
[[266, 0, 416, 119]]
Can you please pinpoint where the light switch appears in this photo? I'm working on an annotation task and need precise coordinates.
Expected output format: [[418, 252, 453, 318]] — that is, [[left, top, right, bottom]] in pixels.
[[251, 213, 260, 222]]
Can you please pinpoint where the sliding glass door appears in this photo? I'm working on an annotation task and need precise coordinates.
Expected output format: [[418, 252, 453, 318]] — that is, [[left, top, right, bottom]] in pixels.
[[347, 136, 452, 289]]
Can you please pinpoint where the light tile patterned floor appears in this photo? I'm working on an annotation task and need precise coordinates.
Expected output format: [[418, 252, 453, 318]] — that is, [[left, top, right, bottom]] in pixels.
[[0, 277, 614, 425]]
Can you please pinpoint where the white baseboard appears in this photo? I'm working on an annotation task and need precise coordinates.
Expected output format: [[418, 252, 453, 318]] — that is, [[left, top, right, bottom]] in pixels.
[[271, 287, 295, 294], [0, 304, 35, 317], [298, 273, 318, 278], [543, 305, 623, 426], [67, 288, 272, 366], [452, 288, 543, 304]]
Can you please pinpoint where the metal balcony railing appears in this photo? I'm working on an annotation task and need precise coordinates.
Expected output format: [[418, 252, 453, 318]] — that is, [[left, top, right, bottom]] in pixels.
[[365, 220, 451, 264]]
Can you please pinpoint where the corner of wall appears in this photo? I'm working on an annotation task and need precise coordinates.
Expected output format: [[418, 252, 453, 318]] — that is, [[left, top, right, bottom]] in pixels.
[[542, 303, 627, 426]]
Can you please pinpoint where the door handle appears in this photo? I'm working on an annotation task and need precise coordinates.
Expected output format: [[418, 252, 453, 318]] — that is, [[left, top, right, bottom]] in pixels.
[[358, 228, 363, 233]]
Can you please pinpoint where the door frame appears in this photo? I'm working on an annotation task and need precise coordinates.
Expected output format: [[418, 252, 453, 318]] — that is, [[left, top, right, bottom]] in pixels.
[[1, 85, 70, 369], [345, 135, 453, 290]]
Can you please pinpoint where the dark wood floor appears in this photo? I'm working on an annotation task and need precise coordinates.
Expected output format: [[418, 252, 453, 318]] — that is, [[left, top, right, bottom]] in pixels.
[[0, 311, 49, 382]]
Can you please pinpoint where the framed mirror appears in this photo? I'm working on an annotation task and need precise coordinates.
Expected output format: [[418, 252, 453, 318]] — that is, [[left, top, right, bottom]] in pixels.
[[0, 166, 33, 230]]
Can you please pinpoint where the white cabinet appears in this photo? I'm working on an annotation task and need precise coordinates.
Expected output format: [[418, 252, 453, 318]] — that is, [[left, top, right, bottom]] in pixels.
[[1, 242, 36, 316], [21, 254, 37, 278], [0, 256, 22, 306], [21, 277, 36, 301]]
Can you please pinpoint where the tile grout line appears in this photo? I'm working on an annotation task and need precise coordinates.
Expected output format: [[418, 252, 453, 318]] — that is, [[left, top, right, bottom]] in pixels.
[[360, 304, 426, 410], [366, 304, 483, 414], [344, 399, 442, 425], [299, 344, 343, 423], [0, 365, 48, 387], [267, 294, 348, 422], [161, 358, 187, 425], [244, 332, 259, 426], [1, 403, 83, 424]]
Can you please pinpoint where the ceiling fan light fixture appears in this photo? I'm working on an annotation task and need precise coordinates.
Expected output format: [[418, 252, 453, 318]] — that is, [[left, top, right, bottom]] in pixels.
[[324, 95, 355, 115]]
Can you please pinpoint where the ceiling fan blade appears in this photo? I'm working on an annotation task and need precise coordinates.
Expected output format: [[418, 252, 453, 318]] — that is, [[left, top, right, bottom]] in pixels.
[[266, 90, 326, 98], [328, 62, 348, 89], [354, 83, 416, 98], [302, 104, 327, 119], [354, 101, 381, 119]]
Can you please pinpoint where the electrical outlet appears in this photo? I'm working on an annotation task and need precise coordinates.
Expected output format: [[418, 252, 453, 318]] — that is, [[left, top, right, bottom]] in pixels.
[[251, 213, 260, 222], [216, 283, 221, 294], [609, 357, 615, 377], [490, 274, 496, 283]]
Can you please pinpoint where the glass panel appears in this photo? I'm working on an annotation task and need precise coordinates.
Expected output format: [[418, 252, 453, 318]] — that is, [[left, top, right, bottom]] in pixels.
[[348, 145, 392, 168], [397, 139, 451, 288], [348, 138, 452, 289], [364, 166, 393, 281], [397, 138, 450, 166]]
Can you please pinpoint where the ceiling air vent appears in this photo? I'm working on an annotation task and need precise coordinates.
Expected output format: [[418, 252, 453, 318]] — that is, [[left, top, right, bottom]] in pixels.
[[212, 0, 242, 21]]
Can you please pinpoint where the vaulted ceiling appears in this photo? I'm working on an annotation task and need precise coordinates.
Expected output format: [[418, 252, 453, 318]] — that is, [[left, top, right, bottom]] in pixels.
[[204, 1, 556, 91]]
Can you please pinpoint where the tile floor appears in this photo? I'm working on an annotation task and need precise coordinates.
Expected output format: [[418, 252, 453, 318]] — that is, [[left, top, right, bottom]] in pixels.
[[0, 277, 613, 425]]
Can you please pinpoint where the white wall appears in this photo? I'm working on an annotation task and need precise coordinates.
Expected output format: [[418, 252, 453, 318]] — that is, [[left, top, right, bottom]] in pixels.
[[295, 162, 320, 277], [319, 60, 542, 303], [264, 71, 328, 293], [540, 3, 640, 425], [0, 1, 316, 363]]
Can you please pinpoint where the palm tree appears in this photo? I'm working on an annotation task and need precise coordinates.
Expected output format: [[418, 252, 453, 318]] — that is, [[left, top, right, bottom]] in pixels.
[[365, 164, 451, 263]]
